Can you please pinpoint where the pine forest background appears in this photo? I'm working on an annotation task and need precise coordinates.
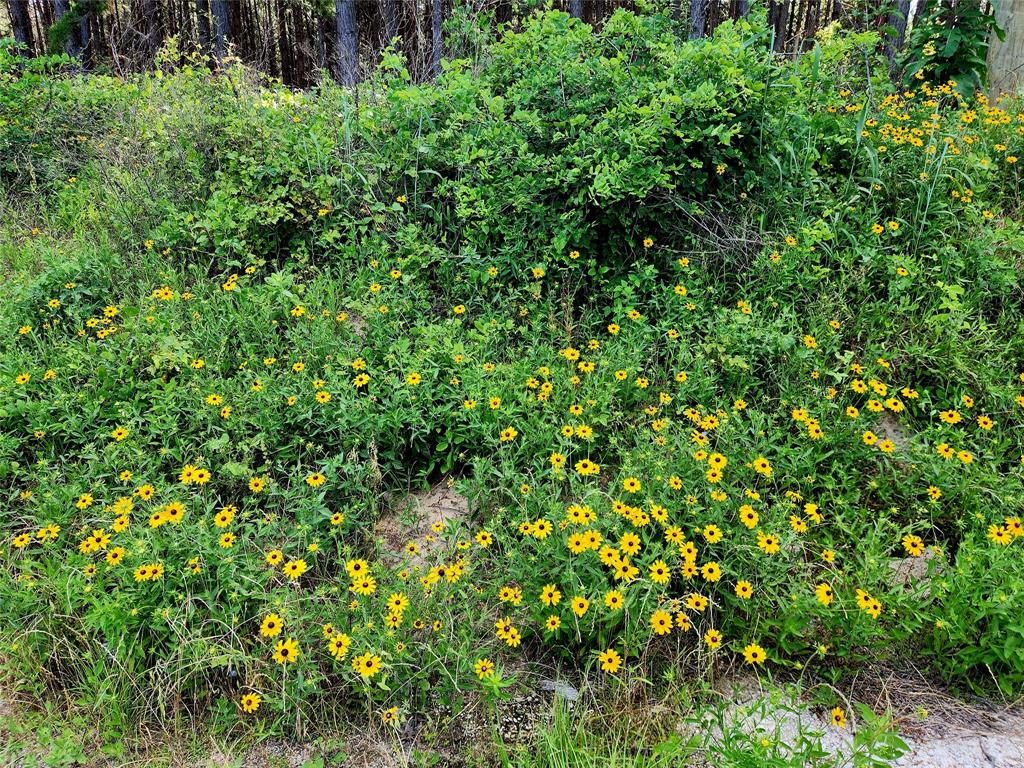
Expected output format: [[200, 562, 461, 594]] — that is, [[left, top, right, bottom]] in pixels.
[[0, 0, 1006, 88]]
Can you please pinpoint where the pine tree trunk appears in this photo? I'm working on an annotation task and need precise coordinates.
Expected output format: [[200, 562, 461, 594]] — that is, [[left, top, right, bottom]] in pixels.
[[400, 0, 423, 80], [334, 0, 358, 85], [569, 0, 583, 18], [804, 0, 820, 49], [989, 0, 1024, 97], [211, 0, 229, 60], [430, 0, 443, 77], [8, 0, 35, 54], [107, 0, 122, 70], [324, 1, 337, 76], [382, 0, 400, 44], [689, 0, 706, 39], [316, 10, 329, 73], [140, 0, 159, 59], [53, 0, 83, 58], [277, 0, 290, 82], [885, 0, 910, 71], [264, 0, 278, 77], [78, 8, 91, 65], [768, 0, 788, 52], [197, 0, 211, 56]]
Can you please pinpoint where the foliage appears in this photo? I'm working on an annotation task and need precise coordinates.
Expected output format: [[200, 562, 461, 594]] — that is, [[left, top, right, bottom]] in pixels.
[[902, 0, 1003, 96], [2, 7, 1024, 754]]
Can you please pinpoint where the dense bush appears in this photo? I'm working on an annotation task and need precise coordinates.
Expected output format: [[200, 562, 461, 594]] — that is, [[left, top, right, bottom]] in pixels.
[[2, 9, 1024, 743], [2, 15, 877, 284]]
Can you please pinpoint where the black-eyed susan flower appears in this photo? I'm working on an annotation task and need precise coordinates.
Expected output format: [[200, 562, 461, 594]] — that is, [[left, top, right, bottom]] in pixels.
[[265, 550, 284, 567], [272, 637, 299, 664], [240, 693, 262, 713], [571, 596, 589, 618], [649, 560, 671, 585], [650, 610, 673, 636], [743, 643, 767, 664], [282, 559, 307, 580], [260, 614, 283, 637], [474, 658, 495, 679], [604, 590, 624, 611], [598, 648, 622, 673], [704, 629, 723, 648], [327, 633, 352, 660], [815, 583, 833, 606]]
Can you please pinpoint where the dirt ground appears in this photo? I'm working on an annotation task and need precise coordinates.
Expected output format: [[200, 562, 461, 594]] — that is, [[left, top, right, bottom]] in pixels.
[[699, 663, 1024, 767]]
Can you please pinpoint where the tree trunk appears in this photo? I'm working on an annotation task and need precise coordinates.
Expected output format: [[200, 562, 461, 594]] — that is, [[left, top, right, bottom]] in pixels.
[[989, 0, 1024, 97], [78, 7, 91, 66], [324, 1, 337, 76], [400, 0, 424, 80], [262, 0, 276, 76], [211, 0, 230, 60], [334, 0, 358, 85], [689, 0, 706, 39], [803, 0, 820, 49], [382, 0, 400, 44], [884, 0, 910, 71], [277, 0, 291, 82], [569, 0, 583, 18], [737, 0, 750, 18], [178, 0, 192, 50], [140, 0, 160, 59], [197, 0, 212, 57], [768, 0, 788, 52], [430, 0, 443, 77], [227, 0, 241, 50], [316, 9, 329, 73], [8, 0, 35, 54], [52, 0, 83, 58]]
